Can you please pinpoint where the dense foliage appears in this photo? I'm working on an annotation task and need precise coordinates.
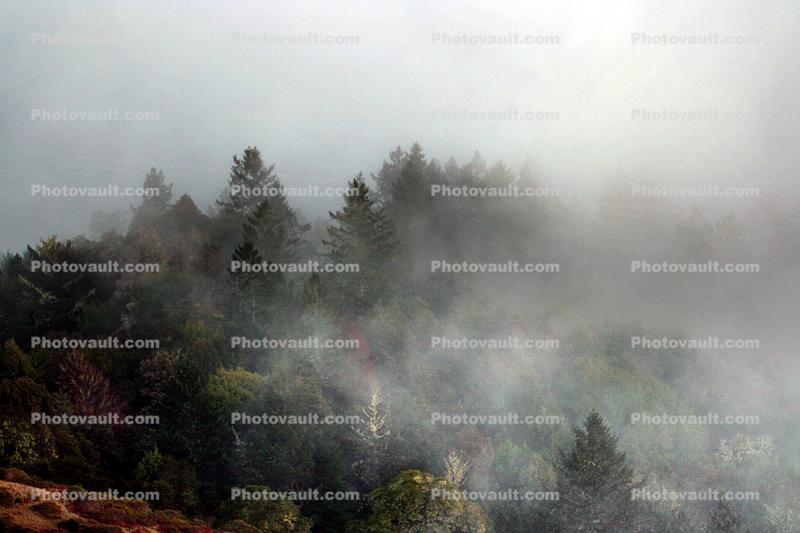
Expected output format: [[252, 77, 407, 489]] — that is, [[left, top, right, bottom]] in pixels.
[[1, 143, 798, 532]]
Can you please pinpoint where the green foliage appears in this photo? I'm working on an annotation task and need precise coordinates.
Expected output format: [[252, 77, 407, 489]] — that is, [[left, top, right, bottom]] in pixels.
[[241, 197, 308, 265], [1, 142, 796, 532], [324, 174, 398, 316], [207, 367, 264, 412], [220, 485, 313, 532], [352, 470, 492, 533], [135, 449, 200, 513], [555, 411, 642, 532], [0, 421, 38, 467], [219, 146, 280, 215]]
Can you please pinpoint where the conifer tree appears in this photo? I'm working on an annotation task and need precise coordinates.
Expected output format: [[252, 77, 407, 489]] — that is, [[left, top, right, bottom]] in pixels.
[[142, 167, 173, 208], [218, 146, 279, 215], [384, 146, 433, 291], [487, 160, 514, 186], [230, 241, 266, 329], [389, 145, 430, 218], [324, 174, 397, 313], [554, 410, 641, 532], [130, 167, 173, 234], [463, 150, 488, 181], [167, 194, 207, 234], [375, 142, 431, 208], [242, 197, 309, 265], [373, 145, 406, 202]]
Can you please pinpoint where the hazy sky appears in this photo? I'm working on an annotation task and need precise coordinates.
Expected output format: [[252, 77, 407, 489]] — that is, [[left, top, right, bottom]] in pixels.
[[1, 0, 798, 250]]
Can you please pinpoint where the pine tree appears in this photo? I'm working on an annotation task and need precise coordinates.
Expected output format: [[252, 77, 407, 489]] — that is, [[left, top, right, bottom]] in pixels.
[[218, 146, 279, 215], [374, 142, 433, 214], [463, 150, 488, 181], [230, 241, 266, 329], [324, 174, 397, 314], [487, 160, 514, 186], [372, 145, 406, 202], [389, 147, 429, 217], [129, 167, 173, 234], [325, 175, 397, 262], [242, 197, 309, 265], [385, 146, 433, 292], [554, 410, 641, 532], [227, 195, 306, 338], [167, 194, 207, 234]]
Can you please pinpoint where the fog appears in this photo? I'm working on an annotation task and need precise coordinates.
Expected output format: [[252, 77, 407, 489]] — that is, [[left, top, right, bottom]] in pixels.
[[1, 1, 800, 531], [2, 0, 798, 249]]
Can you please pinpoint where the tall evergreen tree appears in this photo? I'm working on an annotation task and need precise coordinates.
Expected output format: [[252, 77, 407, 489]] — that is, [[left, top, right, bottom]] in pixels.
[[324, 174, 397, 313], [462, 150, 488, 182], [487, 160, 514, 186], [218, 146, 280, 215], [383, 145, 435, 292], [167, 194, 207, 234], [129, 167, 173, 234], [373, 142, 437, 205], [230, 241, 266, 330], [372, 145, 407, 202], [387, 144, 432, 224], [554, 410, 641, 532], [227, 196, 305, 341], [241, 197, 309, 265]]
